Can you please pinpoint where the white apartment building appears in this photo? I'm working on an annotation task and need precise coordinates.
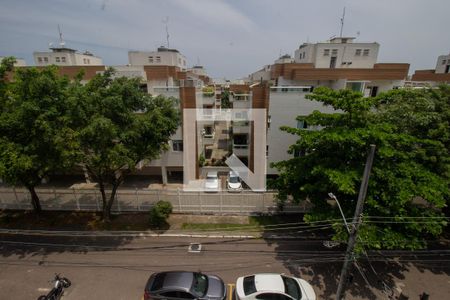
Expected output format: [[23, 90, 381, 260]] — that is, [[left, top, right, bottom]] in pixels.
[[128, 46, 187, 70], [33, 47, 103, 66], [294, 37, 379, 69], [435, 53, 450, 74], [411, 52, 450, 85]]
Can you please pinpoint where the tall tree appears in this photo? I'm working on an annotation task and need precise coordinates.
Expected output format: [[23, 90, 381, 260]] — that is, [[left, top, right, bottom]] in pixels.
[[0, 65, 78, 212], [272, 87, 449, 250], [76, 69, 179, 221]]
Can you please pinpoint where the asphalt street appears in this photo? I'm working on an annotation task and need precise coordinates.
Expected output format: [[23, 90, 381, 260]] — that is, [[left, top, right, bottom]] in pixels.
[[0, 233, 449, 300]]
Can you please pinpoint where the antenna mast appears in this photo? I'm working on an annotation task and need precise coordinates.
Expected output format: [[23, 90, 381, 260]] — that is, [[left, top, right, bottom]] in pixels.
[[57, 24, 65, 47], [163, 17, 170, 48], [340, 7, 346, 37]]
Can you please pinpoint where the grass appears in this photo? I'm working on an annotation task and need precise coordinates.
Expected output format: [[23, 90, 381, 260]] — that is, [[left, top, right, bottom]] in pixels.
[[181, 215, 304, 231]]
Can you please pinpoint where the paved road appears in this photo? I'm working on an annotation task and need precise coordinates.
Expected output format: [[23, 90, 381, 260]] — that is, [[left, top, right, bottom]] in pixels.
[[0, 233, 449, 299]]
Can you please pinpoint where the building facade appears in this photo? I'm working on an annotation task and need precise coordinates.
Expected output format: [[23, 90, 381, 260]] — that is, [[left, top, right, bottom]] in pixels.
[[33, 47, 103, 66]]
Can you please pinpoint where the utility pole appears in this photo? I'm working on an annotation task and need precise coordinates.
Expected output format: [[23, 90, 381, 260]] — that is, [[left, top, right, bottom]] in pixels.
[[335, 144, 376, 300]]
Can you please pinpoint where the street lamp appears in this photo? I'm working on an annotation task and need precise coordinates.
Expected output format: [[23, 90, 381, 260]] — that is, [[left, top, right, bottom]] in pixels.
[[327, 192, 350, 234]]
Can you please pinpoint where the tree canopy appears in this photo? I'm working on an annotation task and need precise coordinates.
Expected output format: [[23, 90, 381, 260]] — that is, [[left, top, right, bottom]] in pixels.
[[0, 63, 78, 212], [271, 86, 450, 250], [74, 69, 180, 221]]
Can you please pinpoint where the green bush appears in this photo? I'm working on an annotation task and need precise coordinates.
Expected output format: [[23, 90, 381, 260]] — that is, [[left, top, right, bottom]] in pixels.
[[149, 200, 173, 228]]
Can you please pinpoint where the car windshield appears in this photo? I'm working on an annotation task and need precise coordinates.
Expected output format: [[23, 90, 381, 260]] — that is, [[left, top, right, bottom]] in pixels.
[[282, 276, 301, 300], [191, 273, 208, 297], [229, 176, 239, 183], [243, 275, 257, 295]]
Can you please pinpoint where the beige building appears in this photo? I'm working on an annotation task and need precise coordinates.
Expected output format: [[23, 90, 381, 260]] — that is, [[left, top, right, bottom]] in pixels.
[[411, 52, 450, 85], [33, 47, 102, 66], [128, 47, 187, 70]]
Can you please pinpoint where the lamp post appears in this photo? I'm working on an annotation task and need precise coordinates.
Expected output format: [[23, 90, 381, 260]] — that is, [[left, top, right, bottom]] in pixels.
[[328, 192, 351, 234]]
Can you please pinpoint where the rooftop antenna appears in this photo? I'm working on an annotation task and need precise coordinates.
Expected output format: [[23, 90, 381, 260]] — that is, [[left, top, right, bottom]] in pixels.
[[57, 24, 65, 47], [339, 7, 346, 37], [162, 16, 170, 48]]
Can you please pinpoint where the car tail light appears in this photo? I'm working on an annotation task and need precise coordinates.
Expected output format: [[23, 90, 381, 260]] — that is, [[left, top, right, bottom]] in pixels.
[[143, 291, 151, 300]]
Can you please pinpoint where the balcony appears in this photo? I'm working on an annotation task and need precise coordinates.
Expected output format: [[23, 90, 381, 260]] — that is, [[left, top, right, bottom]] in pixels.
[[232, 144, 249, 157], [232, 121, 250, 134], [231, 94, 250, 109], [233, 134, 249, 157]]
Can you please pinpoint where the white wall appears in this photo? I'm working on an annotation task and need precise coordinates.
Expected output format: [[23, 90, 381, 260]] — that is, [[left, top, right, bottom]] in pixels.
[[33, 51, 102, 66], [267, 90, 338, 174], [128, 50, 186, 69], [294, 42, 379, 68], [435, 54, 450, 74]]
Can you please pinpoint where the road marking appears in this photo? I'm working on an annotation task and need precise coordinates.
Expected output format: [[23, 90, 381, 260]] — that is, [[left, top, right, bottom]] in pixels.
[[228, 283, 235, 300]]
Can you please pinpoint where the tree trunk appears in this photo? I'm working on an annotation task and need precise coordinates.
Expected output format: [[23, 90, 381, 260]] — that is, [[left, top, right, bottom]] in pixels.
[[27, 185, 42, 213], [98, 181, 111, 222]]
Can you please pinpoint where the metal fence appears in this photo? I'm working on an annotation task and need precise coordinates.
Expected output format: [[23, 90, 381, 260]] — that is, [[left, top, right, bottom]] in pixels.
[[0, 187, 311, 215]]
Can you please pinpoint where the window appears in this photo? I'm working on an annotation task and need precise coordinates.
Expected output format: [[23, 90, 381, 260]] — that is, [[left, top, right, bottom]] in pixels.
[[282, 276, 301, 300], [323, 49, 330, 56], [156, 56, 161, 63], [363, 49, 370, 56], [255, 293, 292, 300], [55, 57, 60, 62], [38, 57, 42, 62], [172, 140, 183, 151], [442, 59, 447, 65], [178, 58, 181, 64], [87, 59, 90, 64], [332, 49, 338, 56], [61, 57, 66, 62], [192, 273, 208, 297], [302, 52, 305, 59], [297, 120, 308, 129], [355, 49, 362, 56], [183, 60, 186, 66], [44, 57, 48, 62], [160, 291, 194, 299], [243, 276, 257, 295], [148, 56, 153, 63], [151, 273, 166, 291]]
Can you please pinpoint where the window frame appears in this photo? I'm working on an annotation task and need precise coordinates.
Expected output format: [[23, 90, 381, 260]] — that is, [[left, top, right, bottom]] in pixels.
[[172, 140, 183, 152], [323, 49, 330, 56]]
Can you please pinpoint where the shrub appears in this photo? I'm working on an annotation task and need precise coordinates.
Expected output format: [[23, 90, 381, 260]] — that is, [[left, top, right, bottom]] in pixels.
[[149, 200, 173, 228]]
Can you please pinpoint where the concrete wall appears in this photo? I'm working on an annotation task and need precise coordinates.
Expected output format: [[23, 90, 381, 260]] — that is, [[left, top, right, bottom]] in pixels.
[[435, 54, 450, 74], [267, 89, 337, 174], [294, 42, 379, 69], [128, 51, 186, 69], [33, 51, 102, 66]]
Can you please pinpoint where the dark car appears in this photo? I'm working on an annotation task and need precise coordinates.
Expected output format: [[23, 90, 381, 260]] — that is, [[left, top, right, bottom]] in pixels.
[[144, 271, 226, 300]]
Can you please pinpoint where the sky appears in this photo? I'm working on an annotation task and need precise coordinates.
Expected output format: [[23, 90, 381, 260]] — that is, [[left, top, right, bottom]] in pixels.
[[0, 0, 449, 79]]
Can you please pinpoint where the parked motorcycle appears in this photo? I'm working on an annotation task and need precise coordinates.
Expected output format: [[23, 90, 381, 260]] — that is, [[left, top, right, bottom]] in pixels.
[[37, 274, 71, 300]]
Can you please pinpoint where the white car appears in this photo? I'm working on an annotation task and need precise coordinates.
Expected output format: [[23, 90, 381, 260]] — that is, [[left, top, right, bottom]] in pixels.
[[235, 273, 316, 300], [227, 171, 242, 192], [204, 171, 219, 192]]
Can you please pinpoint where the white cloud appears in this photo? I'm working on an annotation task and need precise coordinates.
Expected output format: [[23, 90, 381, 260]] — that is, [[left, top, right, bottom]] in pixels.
[[171, 0, 256, 32]]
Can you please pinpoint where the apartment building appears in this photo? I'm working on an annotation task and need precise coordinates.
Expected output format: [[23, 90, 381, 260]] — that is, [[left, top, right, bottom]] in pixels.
[[244, 37, 409, 175], [128, 46, 187, 70], [33, 46, 103, 66], [410, 52, 450, 86]]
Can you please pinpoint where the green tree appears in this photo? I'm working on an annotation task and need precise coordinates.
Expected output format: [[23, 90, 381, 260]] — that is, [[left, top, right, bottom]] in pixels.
[[76, 69, 179, 221], [220, 89, 231, 109], [272, 87, 449, 250], [0, 65, 78, 212]]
